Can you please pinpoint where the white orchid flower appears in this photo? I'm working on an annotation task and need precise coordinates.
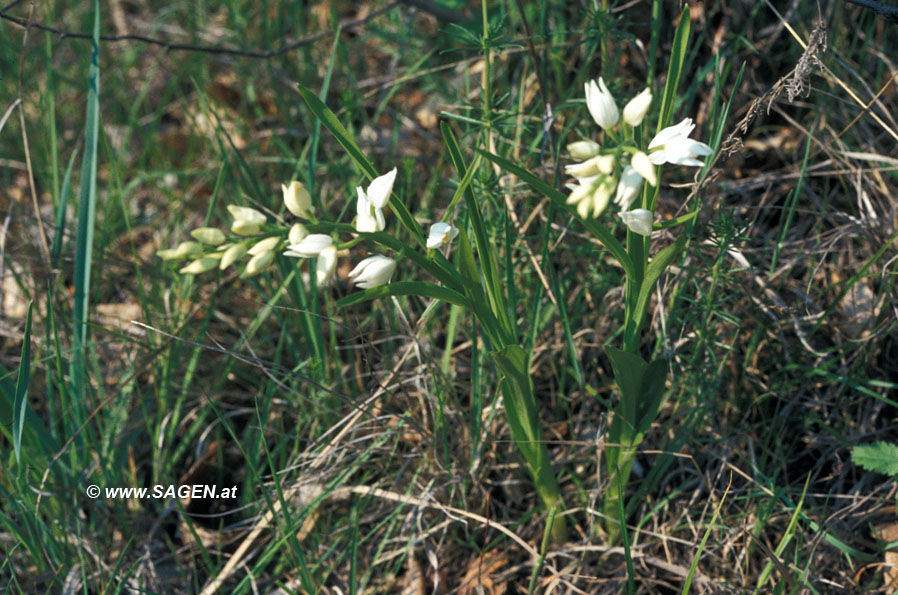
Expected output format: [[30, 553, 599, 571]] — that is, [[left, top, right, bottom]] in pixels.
[[283, 234, 333, 258], [585, 77, 619, 131], [426, 222, 459, 249], [348, 255, 396, 289], [355, 167, 397, 233], [648, 118, 712, 167], [619, 209, 654, 237]]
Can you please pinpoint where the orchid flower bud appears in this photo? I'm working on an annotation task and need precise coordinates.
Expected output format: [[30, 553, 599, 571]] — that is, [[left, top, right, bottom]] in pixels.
[[348, 255, 396, 289], [622, 88, 652, 127], [567, 140, 601, 160], [248, 236, 280, 255], [282, 181, 313, 219], [191, 227, 226, 246], [244, 250, 274, 276], [179, 257, 219, 275], [219, 244, 247, 270]]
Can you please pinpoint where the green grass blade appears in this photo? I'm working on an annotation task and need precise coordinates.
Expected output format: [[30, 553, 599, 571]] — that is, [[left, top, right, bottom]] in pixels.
[[13, 301, 33, 467], [655, 6, 691, 134], [71, 0, 101, 402], [50, 146, 78, 266], [682, 475, 731, 594]]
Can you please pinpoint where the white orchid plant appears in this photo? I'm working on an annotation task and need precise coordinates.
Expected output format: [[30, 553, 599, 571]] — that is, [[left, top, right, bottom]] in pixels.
[[158, 6, 710, 545]]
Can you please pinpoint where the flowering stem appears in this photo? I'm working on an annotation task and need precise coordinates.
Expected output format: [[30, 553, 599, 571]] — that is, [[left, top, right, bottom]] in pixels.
[[622, 228, 646, 353]]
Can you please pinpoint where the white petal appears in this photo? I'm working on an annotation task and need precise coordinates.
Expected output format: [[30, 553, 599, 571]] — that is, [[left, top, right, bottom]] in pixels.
[[365, 167, 397, 208], [614, 166, 643, 211], [316, 245, 338, 285], [591, 178, 613, 217], [585, 77, 619, 130], [426, 222, 453, 249], [248, 236, 280, 255], [227, 205, 267, 225], [648, 149, 669, 165], [630, 151, 657, 186], [288, 234, 333, 257], [623, 88, 652, 127], [648, 118, 695, 150], [288, 223, 308, 245], [374, 207, 386, 231]]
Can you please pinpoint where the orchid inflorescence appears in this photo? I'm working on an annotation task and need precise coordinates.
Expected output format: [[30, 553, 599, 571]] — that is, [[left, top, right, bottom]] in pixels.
[[567, 77, 712, 237], [157, 168, 458, 290]]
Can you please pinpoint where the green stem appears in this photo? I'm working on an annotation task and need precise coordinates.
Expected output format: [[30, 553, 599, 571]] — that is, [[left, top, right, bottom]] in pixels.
[[622, 227, 646, 353]]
